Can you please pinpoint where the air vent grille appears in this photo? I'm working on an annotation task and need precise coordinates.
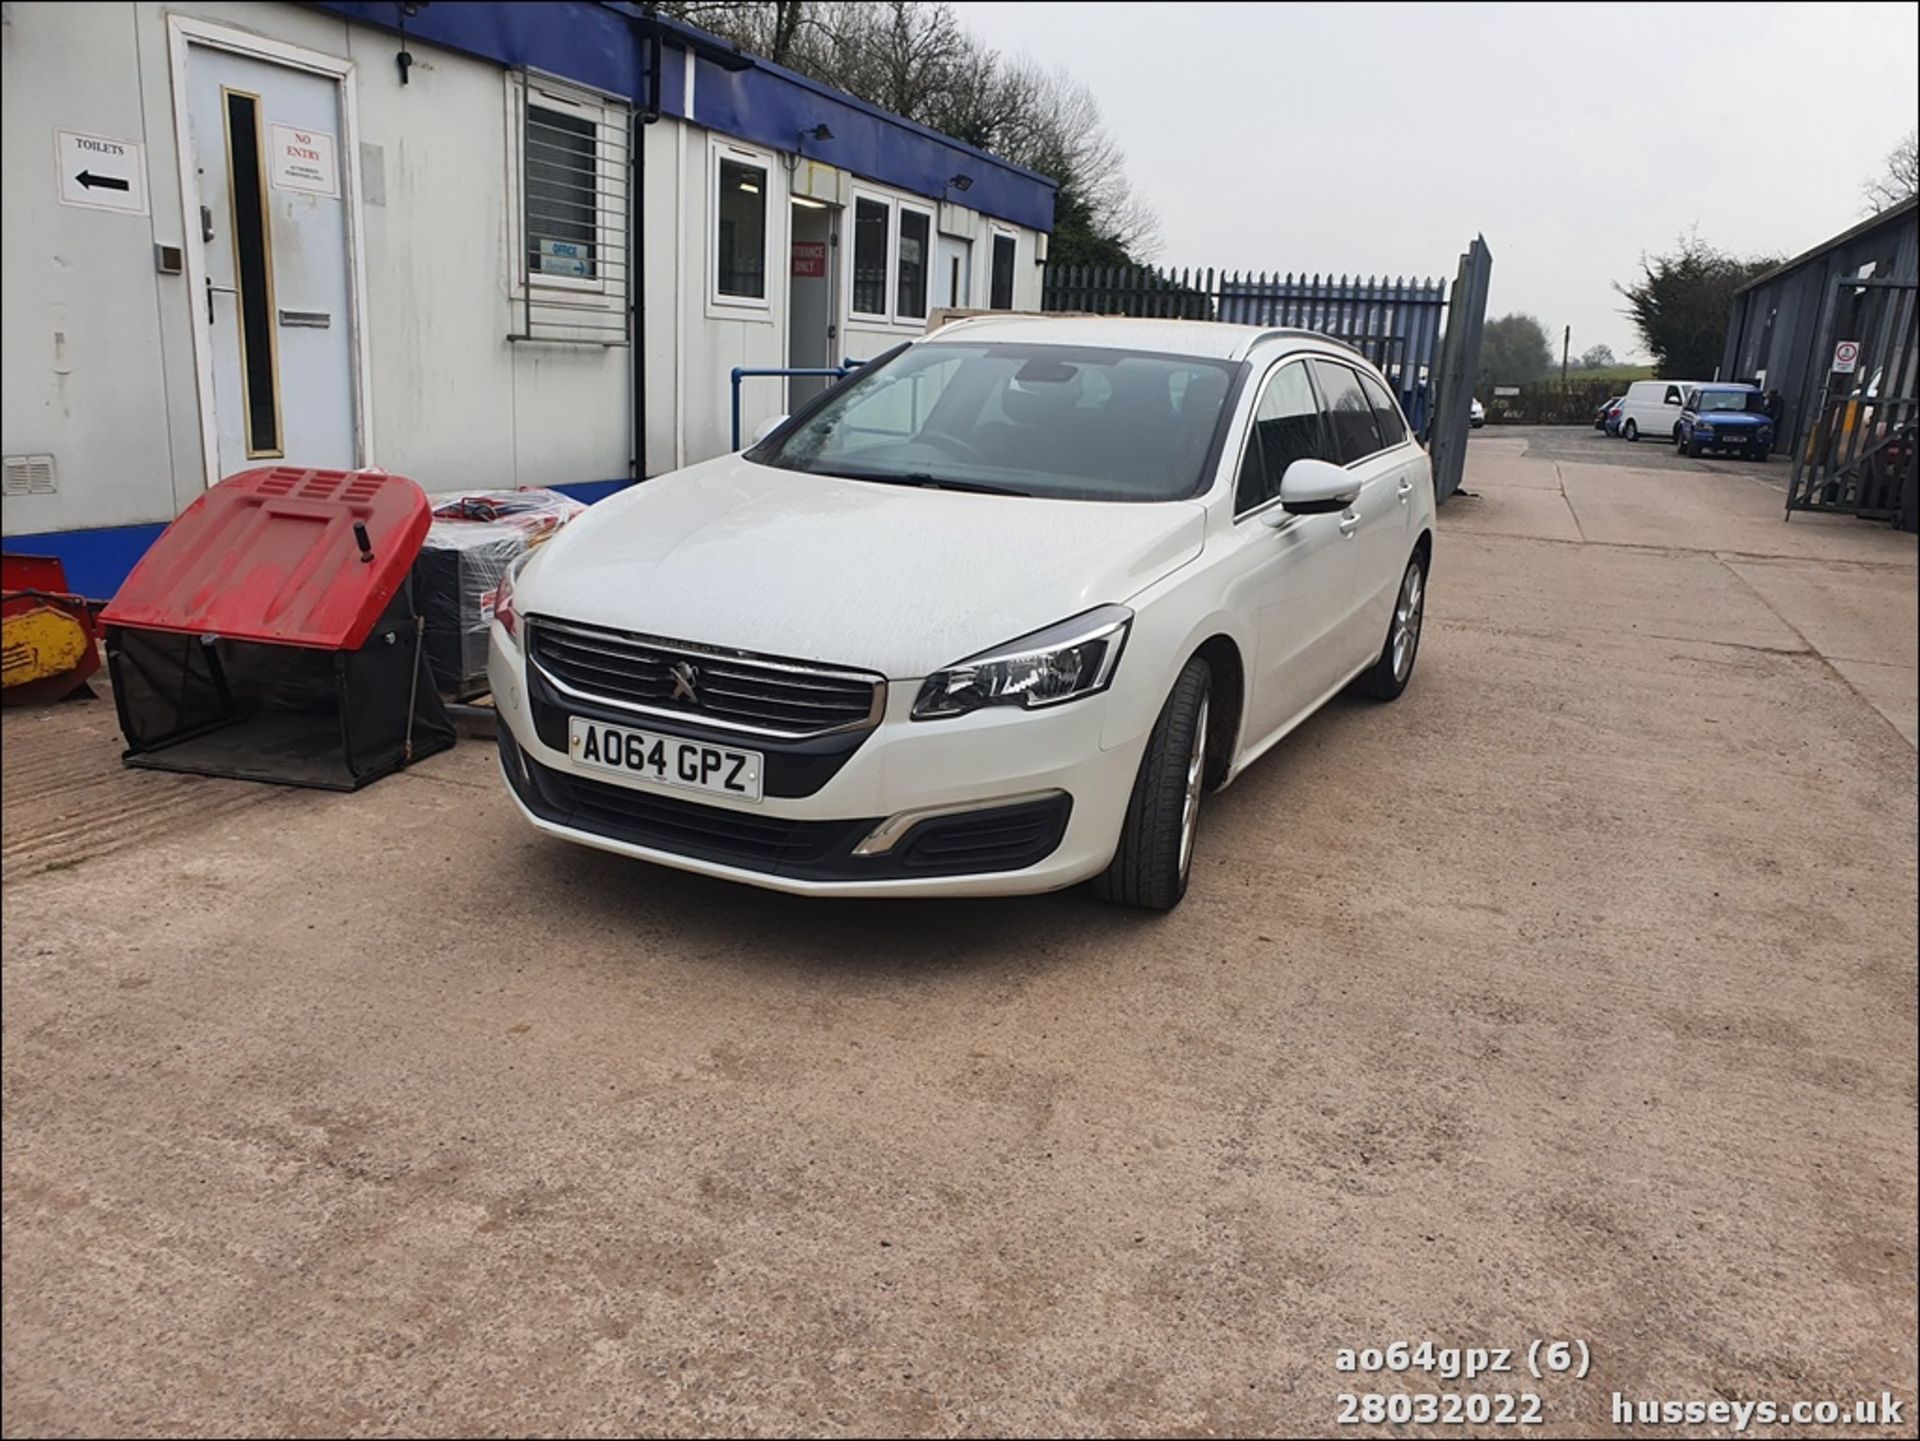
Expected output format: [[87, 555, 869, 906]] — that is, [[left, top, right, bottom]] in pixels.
[[2, 454, 56, 496]]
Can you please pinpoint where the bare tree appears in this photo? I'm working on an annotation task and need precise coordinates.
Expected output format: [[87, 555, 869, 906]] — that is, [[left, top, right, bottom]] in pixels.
[[987, 60, 1160, 262], [1862, 128, 1918, 214]]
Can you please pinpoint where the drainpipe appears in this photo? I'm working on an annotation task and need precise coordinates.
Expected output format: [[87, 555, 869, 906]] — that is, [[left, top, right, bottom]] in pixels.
[[629, 103, 644, 482], [629, 29, 661, 483]]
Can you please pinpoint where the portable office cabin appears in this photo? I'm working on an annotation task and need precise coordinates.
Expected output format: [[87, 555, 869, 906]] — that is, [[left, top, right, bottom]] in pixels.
[[0, 0, 1057, 597]]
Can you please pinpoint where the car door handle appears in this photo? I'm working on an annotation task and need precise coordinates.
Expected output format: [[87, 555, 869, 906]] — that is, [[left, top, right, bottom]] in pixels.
[[1396, 477, 1413, 501], [1338, 510, 1360, 536]]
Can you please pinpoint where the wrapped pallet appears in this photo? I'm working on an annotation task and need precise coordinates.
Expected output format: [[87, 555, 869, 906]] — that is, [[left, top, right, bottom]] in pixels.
[[414, 489, 584, 701]]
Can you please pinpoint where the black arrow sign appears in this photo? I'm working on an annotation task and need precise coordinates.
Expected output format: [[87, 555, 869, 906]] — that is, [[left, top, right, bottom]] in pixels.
[[76, 170, 130, 192]]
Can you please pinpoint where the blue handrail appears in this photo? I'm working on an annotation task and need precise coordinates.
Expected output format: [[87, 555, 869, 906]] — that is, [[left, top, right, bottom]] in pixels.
[[730, 360, 866, 450]]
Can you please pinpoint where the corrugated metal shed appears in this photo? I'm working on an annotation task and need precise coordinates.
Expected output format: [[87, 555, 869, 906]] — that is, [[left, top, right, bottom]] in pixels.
[[1721, 197, 1918, 457]]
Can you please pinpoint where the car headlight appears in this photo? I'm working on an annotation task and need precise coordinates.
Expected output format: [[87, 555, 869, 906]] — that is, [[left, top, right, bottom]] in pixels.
[[491, 551, 534, 648], [911, 605, 1132, 720]]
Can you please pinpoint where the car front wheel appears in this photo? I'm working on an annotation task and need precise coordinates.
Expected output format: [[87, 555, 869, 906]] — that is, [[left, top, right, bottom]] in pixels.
[[1094, 656, 1211, 912], [1624, 419, 1639, 441]]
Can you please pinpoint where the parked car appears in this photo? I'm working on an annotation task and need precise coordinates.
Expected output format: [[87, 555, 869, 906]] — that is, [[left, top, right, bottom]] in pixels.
[[489, 317, 1436, 911], [1616, 378, 1704, 441], [1469, 397, 1486, 429], [1676, 385, 1773, 459], [1594, 395, 1625, 431]]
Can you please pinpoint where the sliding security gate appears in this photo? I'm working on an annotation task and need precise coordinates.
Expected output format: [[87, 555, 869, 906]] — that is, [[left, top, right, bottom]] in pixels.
[[1787, 277, 1918, 529], [1042, 237, 1492, 502]]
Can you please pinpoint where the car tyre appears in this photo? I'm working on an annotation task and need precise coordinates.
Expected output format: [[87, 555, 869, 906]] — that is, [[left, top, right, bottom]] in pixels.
[[1094, 656, 1211, 912], [1624, 419, 1639, 441], [1352, 549, 1428, 703], [1678, 431, 1693, 457]]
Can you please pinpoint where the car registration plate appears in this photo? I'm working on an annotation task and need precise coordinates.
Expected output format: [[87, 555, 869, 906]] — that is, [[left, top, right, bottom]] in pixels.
[[568, 717, 764, 803]]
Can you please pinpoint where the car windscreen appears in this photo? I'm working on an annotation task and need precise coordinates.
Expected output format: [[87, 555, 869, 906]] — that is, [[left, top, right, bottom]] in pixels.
[[1697, 390, 1761, 412], [750, 343, 1242, 502]]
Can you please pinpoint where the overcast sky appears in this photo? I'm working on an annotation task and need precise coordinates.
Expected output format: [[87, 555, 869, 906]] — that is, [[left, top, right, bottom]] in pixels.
[[949, 1, 1920, 362]]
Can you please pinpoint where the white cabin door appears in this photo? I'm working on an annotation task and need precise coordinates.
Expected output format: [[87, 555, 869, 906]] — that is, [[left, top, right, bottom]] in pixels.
[[936, 234, 972, 310], [184, 44, 356, 480]]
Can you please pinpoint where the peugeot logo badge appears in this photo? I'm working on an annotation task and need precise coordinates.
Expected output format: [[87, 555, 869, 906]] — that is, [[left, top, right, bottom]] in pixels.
[[668, 660, 701, 705]]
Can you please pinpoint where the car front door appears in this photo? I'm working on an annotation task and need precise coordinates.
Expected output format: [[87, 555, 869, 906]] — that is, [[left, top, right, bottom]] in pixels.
[[1308, 359, 1399, 671], [1221, 358, 1360, 747]]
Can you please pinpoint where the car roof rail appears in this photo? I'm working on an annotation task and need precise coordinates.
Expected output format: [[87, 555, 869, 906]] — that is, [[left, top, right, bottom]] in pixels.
[[1241, 328, 1368, 361]]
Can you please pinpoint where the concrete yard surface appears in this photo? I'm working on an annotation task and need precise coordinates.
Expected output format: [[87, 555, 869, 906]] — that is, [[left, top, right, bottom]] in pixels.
[[3, 433, 1916, 1437]]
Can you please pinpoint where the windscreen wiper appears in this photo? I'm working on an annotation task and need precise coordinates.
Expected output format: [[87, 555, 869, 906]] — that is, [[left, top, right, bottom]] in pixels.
[[829, 469, 1028, 497]]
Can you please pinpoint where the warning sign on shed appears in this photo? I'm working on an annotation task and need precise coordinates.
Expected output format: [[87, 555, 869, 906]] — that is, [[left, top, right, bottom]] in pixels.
[[269, 124, 339, 197], [1831, 339, 1860, 374]]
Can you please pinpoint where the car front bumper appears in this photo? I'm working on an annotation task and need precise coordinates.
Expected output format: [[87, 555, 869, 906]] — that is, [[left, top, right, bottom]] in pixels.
[[487, 623, 1148, 897]]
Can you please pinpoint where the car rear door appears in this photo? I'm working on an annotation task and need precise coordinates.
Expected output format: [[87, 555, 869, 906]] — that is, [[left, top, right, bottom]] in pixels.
[[1349, 366, 1421, 641], [1222, 358, 1359, 746]]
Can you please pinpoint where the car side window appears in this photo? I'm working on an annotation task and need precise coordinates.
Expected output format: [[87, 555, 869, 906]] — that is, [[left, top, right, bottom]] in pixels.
[[1664, 385, 1683, 405], [1235, 360, 1329, 513], [1358, 371, 1409, 448], [1309, 359, 1383, 464]]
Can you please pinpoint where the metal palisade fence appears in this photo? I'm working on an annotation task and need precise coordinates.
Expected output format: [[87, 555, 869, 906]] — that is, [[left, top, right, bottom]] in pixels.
[[1042, 238, 1492, 502]]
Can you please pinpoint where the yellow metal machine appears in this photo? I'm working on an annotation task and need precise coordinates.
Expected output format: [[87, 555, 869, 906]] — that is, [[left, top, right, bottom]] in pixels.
[[1, 554, 101, 705]]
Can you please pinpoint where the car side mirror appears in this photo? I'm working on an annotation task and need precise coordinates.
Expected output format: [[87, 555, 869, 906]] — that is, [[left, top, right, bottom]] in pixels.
[[1275, 458, 1360, 517], [750, 413, 789, 446]]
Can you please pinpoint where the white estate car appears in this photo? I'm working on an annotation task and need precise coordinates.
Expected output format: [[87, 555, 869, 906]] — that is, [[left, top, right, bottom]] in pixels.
[[490, 317, 1434, 910]]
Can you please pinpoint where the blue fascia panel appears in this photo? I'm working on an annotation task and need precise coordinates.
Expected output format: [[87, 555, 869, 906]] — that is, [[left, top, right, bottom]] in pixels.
[[693, 55, 1055, 231], [306, 1, 1051, 229], [313, 0, 653, 106], [3, 522, 170, 604], [550, 477, 632, 506]]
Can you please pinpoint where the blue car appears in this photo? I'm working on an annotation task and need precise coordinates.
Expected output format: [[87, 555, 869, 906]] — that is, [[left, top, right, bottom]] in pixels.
[[1676, 385, 1773, 460]]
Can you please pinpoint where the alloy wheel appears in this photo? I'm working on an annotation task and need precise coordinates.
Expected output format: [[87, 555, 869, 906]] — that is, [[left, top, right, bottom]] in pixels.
[[1391, 563, 1425, 683], [1178, 694, 1209, 880]]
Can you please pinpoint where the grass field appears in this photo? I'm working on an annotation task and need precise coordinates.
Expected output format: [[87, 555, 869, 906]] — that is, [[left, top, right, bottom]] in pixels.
[[1562, 364, 1655, 384]]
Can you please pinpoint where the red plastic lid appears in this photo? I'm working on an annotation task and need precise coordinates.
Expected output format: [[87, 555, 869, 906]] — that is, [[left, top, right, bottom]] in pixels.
[[102, 467, 431, 650]]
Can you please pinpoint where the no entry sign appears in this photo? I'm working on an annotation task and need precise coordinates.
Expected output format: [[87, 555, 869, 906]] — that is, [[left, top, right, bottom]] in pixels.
[[1832, 340, 1860, 373]]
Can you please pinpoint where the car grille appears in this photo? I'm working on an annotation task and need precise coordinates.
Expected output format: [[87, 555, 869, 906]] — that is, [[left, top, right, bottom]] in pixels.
[[527, 616, 884, 739]]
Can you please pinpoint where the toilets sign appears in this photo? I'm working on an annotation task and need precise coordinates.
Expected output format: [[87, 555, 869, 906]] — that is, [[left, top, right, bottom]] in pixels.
[[269, 124, 339, 197], [56, 130, 149, 215]]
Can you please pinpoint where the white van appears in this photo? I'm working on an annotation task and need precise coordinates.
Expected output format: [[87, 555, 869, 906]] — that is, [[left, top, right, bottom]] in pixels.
[[1615, 379, 1702, 442]]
